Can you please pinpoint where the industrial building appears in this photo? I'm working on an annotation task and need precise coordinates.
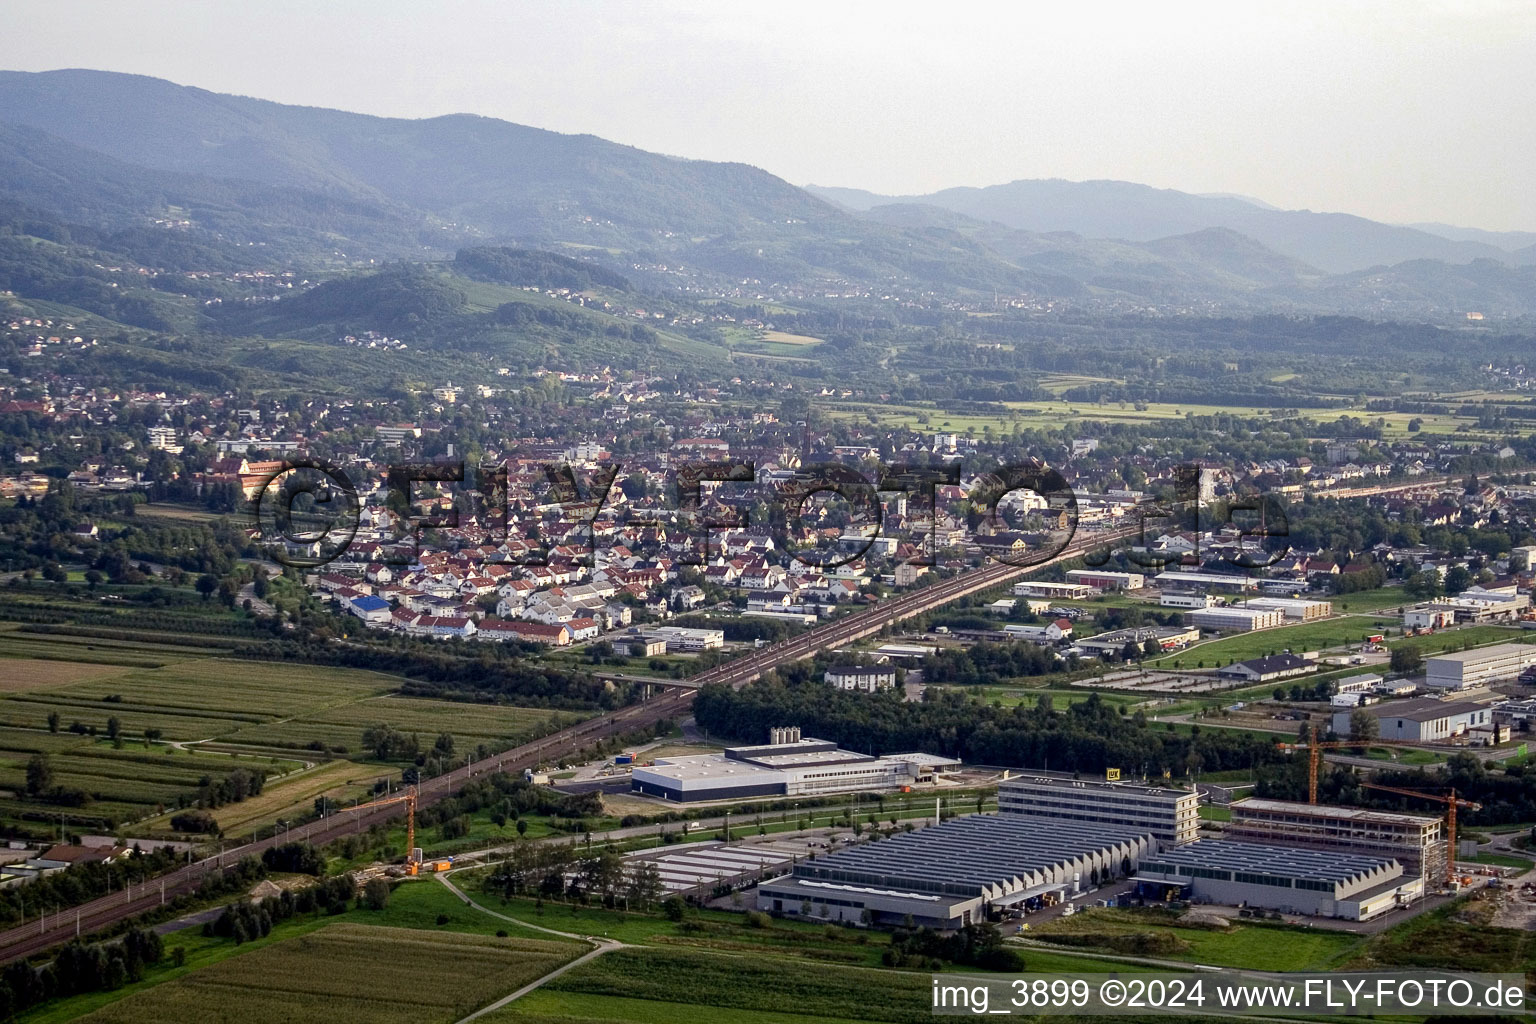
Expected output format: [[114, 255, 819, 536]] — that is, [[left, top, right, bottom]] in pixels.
[[1160, 592, 1214, 610], [1404, 606, 1457, 630], [756, 815, 1156, 927], [630, 730, 959, 802], [1330, 697, 1493, 742], [998, 772, 1200, 845], [1188, 606, 1285, 632], [1424, 643, 1536, 690], [1135, 840, 1422, 920], [1013, 581, 1095, 600], [1064, 569, 1145, 591], [1415, 586, 1531, 625], [1076, 625, 1200, 657], [1244, 597, 1333, 621], [1153, 570, 1254, 594], [1336, 673, 1383, 694], [1227, 798, 1446, 880], [640, 625, 726, 651]]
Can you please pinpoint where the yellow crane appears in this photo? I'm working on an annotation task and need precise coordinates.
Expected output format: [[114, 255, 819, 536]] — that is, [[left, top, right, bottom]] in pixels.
[[1359, 781, 1481, 886], [1278, 724, 1430, 804], [348, 787, 419, 873]]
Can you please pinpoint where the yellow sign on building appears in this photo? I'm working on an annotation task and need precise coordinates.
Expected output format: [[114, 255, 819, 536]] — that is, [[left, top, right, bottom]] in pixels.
[[1106, 768, 1121, 782]]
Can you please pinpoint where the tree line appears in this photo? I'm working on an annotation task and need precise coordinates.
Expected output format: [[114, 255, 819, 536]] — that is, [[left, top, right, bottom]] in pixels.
[[694, 682, 1284, 778]]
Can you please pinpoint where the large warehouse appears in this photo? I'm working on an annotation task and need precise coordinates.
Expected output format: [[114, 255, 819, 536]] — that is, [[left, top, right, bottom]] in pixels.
[[1227, 798, 1445, 879], [1330, 697, 1492, 741], [1243, 597, 1333, 621], [1187, 605, 1285, 632], [1424, 643, 1536, 690], [757, 815, 1156, 928], [630, 731, 959, 802], [998, 772, 1200, 845], [1135, 840, 1423, 920]]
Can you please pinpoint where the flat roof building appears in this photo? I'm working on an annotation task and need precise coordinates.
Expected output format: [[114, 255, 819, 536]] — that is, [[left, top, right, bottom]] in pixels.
[[757, 815, 1156, 928], [642, 626, 725, 651], [998, 772, 1200, 846], [1228, 798, 1445, 879], [1188, 606, 1285, 632], [631, 733, 957, 802], [1425, 643, 1536, 690], [1154, 571, 1254, 594], [1244, 597, 1333, 620], [1336, 673, 1383, 694], [1136, 840, 1421, 920], [1065, 570, 1145, 591], [1014, 581, 1095, 600]]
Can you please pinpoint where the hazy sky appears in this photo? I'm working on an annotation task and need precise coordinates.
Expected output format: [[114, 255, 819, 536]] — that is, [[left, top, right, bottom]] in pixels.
[[6, 0, 1535, 230]]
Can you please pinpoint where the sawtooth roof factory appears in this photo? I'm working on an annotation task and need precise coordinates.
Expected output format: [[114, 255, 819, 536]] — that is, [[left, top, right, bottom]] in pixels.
[[756, 815, 1156, 928], [1135, 840, 1423, 920]]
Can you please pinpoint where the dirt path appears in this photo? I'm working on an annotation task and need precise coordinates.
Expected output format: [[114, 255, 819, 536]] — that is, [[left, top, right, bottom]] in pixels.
[[436, 871, 625, 1024]]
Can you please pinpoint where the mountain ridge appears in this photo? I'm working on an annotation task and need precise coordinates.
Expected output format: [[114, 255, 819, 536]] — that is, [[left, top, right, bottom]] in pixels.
[[804, 179, 1530, 274]]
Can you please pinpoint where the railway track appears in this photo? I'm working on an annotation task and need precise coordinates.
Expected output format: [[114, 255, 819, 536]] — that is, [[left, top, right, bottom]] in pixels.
[[0, 525, 1134, 964]]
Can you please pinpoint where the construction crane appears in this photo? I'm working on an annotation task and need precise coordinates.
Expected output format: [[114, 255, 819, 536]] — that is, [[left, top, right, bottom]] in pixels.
[[1278, 725, 1428, 804], [1360, 782, 1481, 886], [348, 787, 419, 873]]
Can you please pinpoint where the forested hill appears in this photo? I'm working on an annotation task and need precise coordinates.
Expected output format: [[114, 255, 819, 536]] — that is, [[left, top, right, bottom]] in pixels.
[[0, 69, 831, 239], [1, 69, 1534, 320]]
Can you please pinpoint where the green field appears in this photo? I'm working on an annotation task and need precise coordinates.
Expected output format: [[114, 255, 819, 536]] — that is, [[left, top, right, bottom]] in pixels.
[[820, 396, 1536, 441], [1153, 615, 1404, 669], [16, 880, 570, 1024], [490, 948, 932, 1024], [0, 725, 303, 832], [1357, 898, 1536, 973], [73, 922, 577, 1024], [1387, 627, 1533, 657], [0, 651, 571, 834], [220, 695, 566, 754], [1031, 907, 1361, 971]]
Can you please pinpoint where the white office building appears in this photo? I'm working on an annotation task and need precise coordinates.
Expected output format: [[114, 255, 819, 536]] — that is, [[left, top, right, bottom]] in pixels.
[[1244, 597, 1333, 621], [1425, 643, 1536, 690], [1188, 606, 1285, 632], [998, 772, 1200, 846]]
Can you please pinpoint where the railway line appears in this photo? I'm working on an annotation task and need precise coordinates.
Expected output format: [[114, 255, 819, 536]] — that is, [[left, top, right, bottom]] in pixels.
[[0, 482, 1451, 961], [0, 525, 1138, 963]]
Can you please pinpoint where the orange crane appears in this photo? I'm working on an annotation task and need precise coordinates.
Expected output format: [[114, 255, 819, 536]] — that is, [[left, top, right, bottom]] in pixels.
[[1278, 725, 1429, 804], [348, 787, 419, 873], [1360, 781, 1481, 886]]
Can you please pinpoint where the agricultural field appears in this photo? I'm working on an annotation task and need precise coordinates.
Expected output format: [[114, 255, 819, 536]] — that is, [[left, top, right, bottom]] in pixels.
[[485, 947, 933, 1024], [72, 923, 578, 1024], [0, 723, 304, 833], [218, 695, 568, 754], [0, 651, 569, 834], [0, 660, 400, 743], [0, 657, 133, 692], [206, 759, 377, 835], [761, 330, 823, 346], [0, 629, 221, 669], [820, 395, 1536, 442]]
